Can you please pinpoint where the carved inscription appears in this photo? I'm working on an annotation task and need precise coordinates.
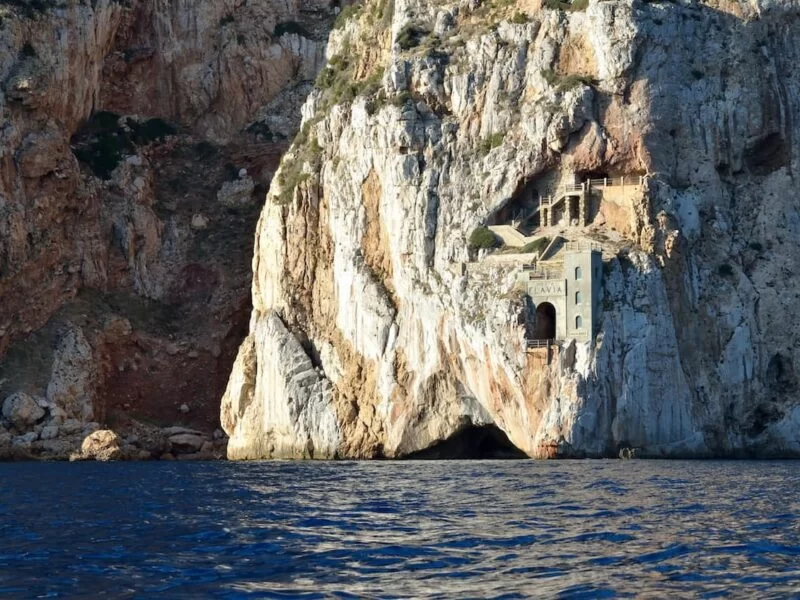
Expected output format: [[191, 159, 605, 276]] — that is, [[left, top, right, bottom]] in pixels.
[[529, 280, 565, 297]]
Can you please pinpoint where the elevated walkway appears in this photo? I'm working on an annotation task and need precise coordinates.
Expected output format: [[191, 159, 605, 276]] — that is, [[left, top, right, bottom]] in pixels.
[[486, 175, 647, 249]]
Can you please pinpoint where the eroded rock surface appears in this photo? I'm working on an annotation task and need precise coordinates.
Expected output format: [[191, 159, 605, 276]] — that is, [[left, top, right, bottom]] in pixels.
[[0, 0, 340, 457], [223, 0, 800, 459]]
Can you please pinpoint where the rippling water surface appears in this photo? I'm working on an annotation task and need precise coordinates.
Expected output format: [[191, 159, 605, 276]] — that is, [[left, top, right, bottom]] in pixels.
[[2, 460, 800, 598]]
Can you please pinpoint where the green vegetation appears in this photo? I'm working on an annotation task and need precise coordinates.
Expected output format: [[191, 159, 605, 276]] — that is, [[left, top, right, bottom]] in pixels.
[[275, 168, 311, 206], [541, 69, 597, 91], [0, 0, 64, 18], [274, 20, 311, 38], [480, 132, 506, 154], [522, 237, 550, 255], [72, 112, 177, 180], [542, 0, 588, 11], [392, 91, 413, 108], [397, 22, 430, 50], [511, 11, 530, 24], [468, 226, 501, 250], [333, 3, 362, 29], [371, 0, 394, 25], [274, 122, 323, 205], [314, 46, 385, 112], [718, 263, 735, 278], [128, 118, 176, 145]]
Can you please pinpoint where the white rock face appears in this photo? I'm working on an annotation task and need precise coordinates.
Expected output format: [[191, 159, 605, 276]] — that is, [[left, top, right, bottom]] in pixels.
[[222, 312, 340, 459], [223, 1, 800, 458]]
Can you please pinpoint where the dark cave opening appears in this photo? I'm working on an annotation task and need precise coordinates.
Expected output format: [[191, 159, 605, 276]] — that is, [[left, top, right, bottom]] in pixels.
[[534, 301, 556, 340], [405, 424, 529, 460], [485, 178, 543, 233]]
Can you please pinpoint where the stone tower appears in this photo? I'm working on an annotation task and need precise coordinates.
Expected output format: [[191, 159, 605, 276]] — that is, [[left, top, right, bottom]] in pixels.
[[518, 245, 603, 343]]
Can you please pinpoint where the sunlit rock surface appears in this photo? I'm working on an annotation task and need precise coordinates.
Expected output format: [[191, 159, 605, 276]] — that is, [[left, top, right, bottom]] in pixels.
[[223, 0, 800, 458]]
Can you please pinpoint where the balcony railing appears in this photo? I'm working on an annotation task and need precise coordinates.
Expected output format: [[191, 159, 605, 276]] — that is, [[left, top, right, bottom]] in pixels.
[[526, 339, 554, 349], [527, 269, 561, 280], [564, 241, 602, 252], [586, 175, 647, 188]]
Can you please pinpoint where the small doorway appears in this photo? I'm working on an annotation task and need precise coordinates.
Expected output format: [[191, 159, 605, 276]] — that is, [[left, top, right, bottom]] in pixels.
[[568, 195, 580, 223], [534, 302, 556, 340]]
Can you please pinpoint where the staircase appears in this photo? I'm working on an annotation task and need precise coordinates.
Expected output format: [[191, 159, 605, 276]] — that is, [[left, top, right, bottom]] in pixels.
[[486, 175, 648, 248], [486, 225, 532, 247]]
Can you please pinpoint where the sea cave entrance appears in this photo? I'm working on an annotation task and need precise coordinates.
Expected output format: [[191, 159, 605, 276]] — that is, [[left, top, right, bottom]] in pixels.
[[405, 424, 528, 459], [534, 302, 556, 340]]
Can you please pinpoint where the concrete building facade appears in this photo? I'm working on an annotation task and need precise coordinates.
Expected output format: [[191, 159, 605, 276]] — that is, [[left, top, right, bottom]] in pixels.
[[517, 245, 603, 343]]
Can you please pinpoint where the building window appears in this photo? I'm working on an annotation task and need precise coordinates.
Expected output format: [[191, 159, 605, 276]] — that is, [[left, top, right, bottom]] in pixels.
[[575, 266, 582, 280], [575, 291, 583, 304], [575, 315, 583, 329]]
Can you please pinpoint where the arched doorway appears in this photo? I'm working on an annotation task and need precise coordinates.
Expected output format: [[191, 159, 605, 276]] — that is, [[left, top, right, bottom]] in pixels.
[[534, 302, 556, 340]]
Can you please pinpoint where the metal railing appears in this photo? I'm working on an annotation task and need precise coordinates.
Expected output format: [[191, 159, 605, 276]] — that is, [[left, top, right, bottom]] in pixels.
[[526, 339, 554, 349], [536, 182, 588, 209], [527, 269, 562, 280], [536, 177, 647, 208], [586, 175, 646, 188], [564, 241, 602, 252]]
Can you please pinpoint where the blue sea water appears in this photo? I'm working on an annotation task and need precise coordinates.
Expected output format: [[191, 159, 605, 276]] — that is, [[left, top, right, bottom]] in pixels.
[[1, 460, 800, 598]]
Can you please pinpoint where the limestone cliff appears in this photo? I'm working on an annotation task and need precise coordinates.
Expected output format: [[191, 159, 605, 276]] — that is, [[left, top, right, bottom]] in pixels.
[[223, 0, 800, 458], [0, 0, 338, 458]]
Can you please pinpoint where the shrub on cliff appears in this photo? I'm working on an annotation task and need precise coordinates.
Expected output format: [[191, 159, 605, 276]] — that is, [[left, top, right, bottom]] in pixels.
[[469, 227, 501, 250], [397, 22, 430, 50], [1, 0, 59, 18], [718, 263, 735, 278], [273, 122, 323, 205], [479, 132, 505, 154], [543, 0, 588, 11], [372, 0, 394, 25], [128, 118, 176, 145], [71, 112, 178, 180], [541, 69, 597, 92], [522, 237, 550, 255], [333, 4, 361, 29]]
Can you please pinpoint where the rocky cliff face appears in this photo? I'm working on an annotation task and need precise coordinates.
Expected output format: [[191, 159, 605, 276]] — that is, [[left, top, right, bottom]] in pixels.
[[0, 0, 337, 458], [222, 0, 800, 459]]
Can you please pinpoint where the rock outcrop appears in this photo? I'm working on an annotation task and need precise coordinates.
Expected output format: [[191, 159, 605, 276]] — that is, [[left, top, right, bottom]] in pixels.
[[2, 393, 45, 430], [74, 430, 123, 462], [223, 0, 800, 458], [0, 0, 341, 456]]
